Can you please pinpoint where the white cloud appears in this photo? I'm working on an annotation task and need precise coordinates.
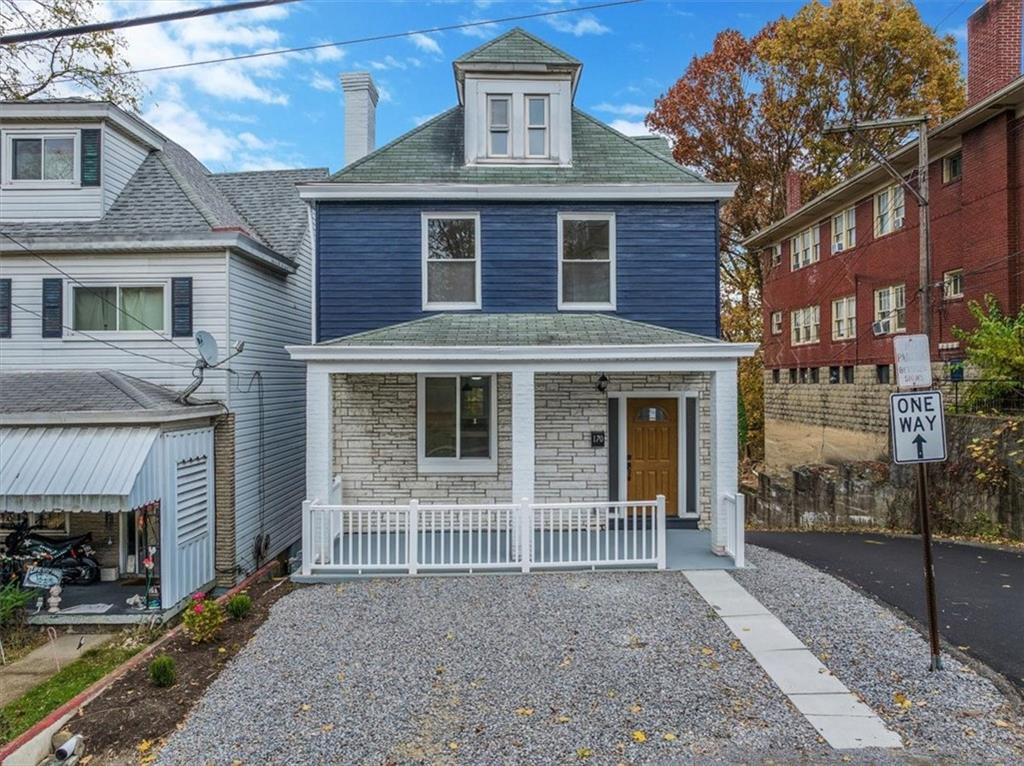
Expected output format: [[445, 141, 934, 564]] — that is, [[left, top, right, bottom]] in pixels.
[[376, 84, 394, 104], [309, 71, 336, 92], [591, 102, 651, 118], [312, 42, 346, 63], [545, 14, 610, 37], [459, 20, 501, 39], [608, 119, 651, 137], [410, 32, 443, 56], [413, 112, 440, 126], [368, 55, 408, 71]]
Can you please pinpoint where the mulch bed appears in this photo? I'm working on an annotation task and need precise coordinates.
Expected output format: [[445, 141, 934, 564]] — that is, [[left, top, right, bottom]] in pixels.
[[65, 576, 296, 763]]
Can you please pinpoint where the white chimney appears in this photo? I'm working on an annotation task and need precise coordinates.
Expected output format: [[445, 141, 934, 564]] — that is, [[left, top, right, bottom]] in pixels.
[[341, 72, 378, 166]]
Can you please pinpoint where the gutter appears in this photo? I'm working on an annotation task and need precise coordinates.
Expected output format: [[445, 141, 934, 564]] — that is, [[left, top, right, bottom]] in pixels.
[[0, 403, 225, 427], [295, 182, 738, 202]]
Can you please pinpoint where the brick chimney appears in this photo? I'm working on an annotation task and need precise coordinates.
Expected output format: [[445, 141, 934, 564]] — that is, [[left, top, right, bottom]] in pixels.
[[967, 0, 1023, 106], [785, 170, 803, 215], [341, 72, 379, 166]]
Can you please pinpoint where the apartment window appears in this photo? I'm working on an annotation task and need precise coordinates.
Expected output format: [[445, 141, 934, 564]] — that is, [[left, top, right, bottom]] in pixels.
[[788, 368, 797, 383], [943, 152, 962, 183], [873, 284, 906, 333], [943, 269, 964, 300], [809, 367, 820, 384], [831, 295, 857, 340], [874, 184, 906, 236], [831, 207, 856, 252], [790, 305, 820, 346], [7, 133, 77, 184], [799, 367, 808, 384], [829, 366, 840, 384], [71, 284, 165, 333], [487, 96, 511, 157], [770, 311, 783, 335], [772, 369, 780, 384], [422, 214, 481, 309], [525, 96, 549, 158], [559, 213, 615, 309], [418, 375, 496, 473], [843, 365, 855, 384], [769, 244, 781, 268], [790, 226, 821, 270], [876, 364, 891, 384]]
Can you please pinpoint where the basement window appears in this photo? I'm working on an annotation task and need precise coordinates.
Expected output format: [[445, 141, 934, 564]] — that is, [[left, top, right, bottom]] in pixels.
[[829, 366, 840, 384], [876, 365, 891, 384], [843, 365, 855, 384], [772, 369, 780, 384], [418, 375, 496, 473]]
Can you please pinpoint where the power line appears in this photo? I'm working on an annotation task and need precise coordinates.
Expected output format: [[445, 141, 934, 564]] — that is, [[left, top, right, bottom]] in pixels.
[[38, 0, 643, 83], [0, 230, 200, 361], [9, 300, 196, 369], [1, 0, 299, 45]]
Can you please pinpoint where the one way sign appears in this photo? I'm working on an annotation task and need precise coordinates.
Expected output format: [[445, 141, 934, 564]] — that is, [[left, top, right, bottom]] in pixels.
[[890, 391, 947, 464]]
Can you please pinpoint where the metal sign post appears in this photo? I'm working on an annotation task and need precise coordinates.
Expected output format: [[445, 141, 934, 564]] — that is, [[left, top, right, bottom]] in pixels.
[[890, 383, 947, 671]]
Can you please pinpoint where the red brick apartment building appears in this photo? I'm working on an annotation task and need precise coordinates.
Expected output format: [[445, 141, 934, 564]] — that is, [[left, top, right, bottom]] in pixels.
[[745, 0, 1024, 472]]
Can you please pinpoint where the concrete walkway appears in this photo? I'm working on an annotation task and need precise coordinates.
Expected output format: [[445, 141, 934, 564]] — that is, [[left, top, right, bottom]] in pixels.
[[684, 570, 902, 750], [0, 633, 111, 706]]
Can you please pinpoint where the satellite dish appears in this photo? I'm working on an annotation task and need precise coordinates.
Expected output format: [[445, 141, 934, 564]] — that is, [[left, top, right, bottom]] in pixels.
[[195, 330, 220, 366]]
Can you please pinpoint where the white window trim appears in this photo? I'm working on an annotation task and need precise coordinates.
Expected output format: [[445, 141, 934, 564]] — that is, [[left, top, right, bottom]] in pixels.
[[421, 212, 482, 311], [64, 280, 170, 341], [831, 295, 856, 340], [769, 243, 781, 267], [524, 94, 550, 159], [416, 373, 498, 474], [943, 269, 964, 299], [557, 211, 616, 311], [874, 184, 906, 237], [770, 310, 782, 335], [2, 129, 81, 188], [486, 95, 511, 159], [831, 207, 856, 252], [789, 225, 820, 270], [790, 305, 820, 346], [873, 284, 907, 333], [942, 151, 963, 183]]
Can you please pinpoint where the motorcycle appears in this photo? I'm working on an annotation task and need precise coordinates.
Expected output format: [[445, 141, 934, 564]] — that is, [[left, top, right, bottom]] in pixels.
[[3, 516, 100, 586]]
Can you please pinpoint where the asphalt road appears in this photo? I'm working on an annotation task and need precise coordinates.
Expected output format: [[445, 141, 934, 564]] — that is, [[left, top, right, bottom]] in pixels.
[[747, 531, 1024, 691]]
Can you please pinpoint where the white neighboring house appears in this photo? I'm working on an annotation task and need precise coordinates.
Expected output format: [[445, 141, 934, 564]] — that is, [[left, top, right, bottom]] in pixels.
[[0, 98, 326, 621]]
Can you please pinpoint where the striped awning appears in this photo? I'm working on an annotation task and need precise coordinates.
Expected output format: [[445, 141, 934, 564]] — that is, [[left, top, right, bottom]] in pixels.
[[0, 426, 161, 513]]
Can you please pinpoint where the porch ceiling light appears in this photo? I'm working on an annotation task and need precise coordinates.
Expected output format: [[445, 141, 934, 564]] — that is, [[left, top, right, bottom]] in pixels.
[[596, 374, 609, 393]]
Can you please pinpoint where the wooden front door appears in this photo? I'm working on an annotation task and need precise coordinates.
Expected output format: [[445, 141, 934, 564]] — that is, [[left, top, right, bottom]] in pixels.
[[627, 398, 679, 516]]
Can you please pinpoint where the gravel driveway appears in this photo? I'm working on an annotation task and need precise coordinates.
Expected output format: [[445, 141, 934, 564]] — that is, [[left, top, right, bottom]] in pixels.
[[158, 560, 1023, 766]]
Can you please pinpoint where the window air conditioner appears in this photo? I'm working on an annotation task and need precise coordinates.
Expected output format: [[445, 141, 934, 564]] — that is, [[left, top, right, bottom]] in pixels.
[[893, 216, 905, 229], [832, 241, 844, 254], [871, 318, 891, 336]]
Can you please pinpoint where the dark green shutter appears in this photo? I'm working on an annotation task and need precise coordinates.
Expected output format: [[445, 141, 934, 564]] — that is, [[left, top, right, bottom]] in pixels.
[[80, 129, 101, 187], [41, 278, 62, 338], [0, 279, 11, 338], [171, 277, 193, 337]]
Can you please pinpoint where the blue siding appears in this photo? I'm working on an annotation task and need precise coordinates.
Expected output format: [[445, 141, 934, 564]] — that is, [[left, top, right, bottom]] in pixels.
[[316, 201, 720, 341]]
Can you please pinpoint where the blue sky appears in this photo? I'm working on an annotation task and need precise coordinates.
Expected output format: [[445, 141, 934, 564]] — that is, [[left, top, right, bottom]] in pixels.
[[100, 1, 976, 173]]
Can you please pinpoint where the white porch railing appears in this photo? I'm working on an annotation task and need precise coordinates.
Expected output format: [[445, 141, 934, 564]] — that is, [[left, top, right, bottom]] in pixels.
[[723, 492, 745, 568], [301, 496, 667, 575]]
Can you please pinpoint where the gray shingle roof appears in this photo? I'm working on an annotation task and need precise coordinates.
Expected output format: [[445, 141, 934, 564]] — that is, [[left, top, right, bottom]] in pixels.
[[454, 27, 580, 66], [322, 313, 720, 347], [0, 370, 206, 415], [327, 108, 703, 184]]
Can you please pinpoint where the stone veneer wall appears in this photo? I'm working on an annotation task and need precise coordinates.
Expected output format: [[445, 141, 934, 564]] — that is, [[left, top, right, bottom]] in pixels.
[[331, 372, 714, 527], [332, 373, 513, 504]]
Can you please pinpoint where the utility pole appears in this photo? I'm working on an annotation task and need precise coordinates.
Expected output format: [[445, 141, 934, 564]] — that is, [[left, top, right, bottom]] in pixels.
[[824, 116, 943, 671]]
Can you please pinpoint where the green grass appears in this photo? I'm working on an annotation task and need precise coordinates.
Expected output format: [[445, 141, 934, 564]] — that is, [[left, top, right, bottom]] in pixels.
[[0, 642, 140, 744]]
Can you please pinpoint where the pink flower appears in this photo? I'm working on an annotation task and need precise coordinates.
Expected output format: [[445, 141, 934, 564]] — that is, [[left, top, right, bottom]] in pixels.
[[143, 556, 154, 570], [193, 603, 204, 614], [191, 592, 204, 601]]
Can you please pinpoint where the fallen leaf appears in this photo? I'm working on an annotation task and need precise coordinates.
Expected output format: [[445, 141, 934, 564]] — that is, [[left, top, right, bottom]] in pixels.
[[300, 703, 312, 712], [218, 647, 227, 654], [964, 727, 976, 737], [137, 740, 152, 754], [555, 715, 571, 724], [576, 747, 593, 759], [993, 719, 1010, 728], [338, 672, 346, 683], [448, 742, 459, 751], [515, 707, 535, 717], [559, 655, 573, 668], [628, 703, 642, 714], [321, 724, 334, 733], [729, 639, 742, 651], [700, 647, 714, 656], [894, 693, 912, 710], [662, 732, 677, 741], [631, 730, 647, 743], [446, 631, 455, 641]]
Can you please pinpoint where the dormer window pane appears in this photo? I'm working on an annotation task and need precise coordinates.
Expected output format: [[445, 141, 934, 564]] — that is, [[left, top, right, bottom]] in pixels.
[[526, 96, 549, 157], [488, 96, 510, 157], [11, 136, 75, 181], [43, 138, 74, 180], [12, 139, 42, 180]]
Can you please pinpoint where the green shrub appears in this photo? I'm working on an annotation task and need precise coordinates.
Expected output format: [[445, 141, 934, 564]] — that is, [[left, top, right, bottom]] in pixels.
[[225, 593, 252, 621], [0, 582, 32, 627], [181, 592, 224, 643], [148, 654, 176, 687]]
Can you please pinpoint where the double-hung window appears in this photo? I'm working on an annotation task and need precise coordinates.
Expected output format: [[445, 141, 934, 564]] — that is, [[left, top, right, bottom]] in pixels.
[[769, 244, 781, 268], [790, 305, 820, 346], [422, 213, 481, 310], [418, 374, 496, 473], [770, 311, 782, 335], [559, 212, 615, 309], [831, 295, 856, 340], [71, 283, 166, 334], [874, 184, 906, 236], [943, 269, 964, 299], [873, 284, 906, 332], [831, 208, 856, 252], [789, 226, 820, 270], [943, 152, 962, 183], [487, 96, 511, 157], [525, 96, 549, 158], [6, 132, 77, 185]]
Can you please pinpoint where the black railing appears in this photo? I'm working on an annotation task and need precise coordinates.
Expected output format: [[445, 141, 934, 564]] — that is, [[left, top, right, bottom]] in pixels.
[[946, 378, 1024, 415]]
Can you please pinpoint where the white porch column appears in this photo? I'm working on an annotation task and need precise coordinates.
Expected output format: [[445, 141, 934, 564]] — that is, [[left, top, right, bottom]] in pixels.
[[511, 370, 536, 504], [709, 361, 739, 554], [306, 366, 333, 503]]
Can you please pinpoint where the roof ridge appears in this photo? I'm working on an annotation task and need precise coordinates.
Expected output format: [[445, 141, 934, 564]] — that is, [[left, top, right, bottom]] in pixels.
[[154, 149, 221, 230], [454, 26, 580, 65], [97, 370, 164, 409], [572, 108, 707, 183], [329, 106, 461, 181], [323, 313, 444, 344], [213, 166, 329, 178]]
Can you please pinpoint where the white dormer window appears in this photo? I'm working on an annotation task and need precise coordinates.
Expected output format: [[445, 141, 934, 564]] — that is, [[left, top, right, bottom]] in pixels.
[[487, 96, 510, 157], [526, 96, 549, 158], [3, 131, 79, 186]]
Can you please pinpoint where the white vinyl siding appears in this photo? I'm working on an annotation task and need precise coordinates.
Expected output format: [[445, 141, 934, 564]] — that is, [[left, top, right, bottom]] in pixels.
[[102, 126, 149, 213], [831, 208, 856, 252], [874, 184, 906, 236], [789, 225, 820, 270], [874, 284, 906, 332], [790, 305, 820, 346], [831, 295, 856, 340]]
